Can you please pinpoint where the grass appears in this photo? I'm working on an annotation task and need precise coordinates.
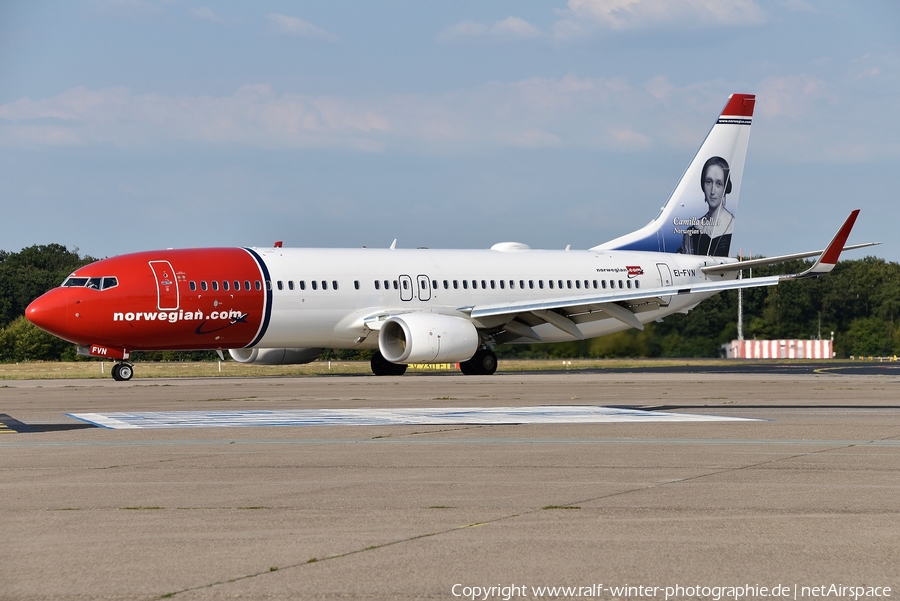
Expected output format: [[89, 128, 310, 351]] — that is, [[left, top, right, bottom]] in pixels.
[[0, 357, 867, 381]]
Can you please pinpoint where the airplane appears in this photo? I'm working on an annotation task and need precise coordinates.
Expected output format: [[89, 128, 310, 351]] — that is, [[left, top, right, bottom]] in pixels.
[[25, 93, 874, 381]]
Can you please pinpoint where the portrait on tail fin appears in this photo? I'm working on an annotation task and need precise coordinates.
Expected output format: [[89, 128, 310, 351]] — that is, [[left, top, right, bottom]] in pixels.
[[676, 156, 735, 257]]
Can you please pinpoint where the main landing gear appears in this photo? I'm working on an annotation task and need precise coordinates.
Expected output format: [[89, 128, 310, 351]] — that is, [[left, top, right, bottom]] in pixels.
[[111, 362, 134, 381], [459, 348, 498, 375], [370, 351, 408, 376], [369, 349, 497, 376]]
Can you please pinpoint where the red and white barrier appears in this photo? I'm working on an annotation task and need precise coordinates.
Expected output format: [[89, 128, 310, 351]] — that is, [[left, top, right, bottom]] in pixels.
[[725, 339, 833, 359]]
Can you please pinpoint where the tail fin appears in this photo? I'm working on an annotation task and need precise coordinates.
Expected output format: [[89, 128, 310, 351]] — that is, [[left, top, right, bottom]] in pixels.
[[594, 93, 755, 256]]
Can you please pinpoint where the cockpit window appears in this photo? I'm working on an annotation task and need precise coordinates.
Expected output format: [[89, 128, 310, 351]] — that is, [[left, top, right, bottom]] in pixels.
[[62, 276, 119, 290]]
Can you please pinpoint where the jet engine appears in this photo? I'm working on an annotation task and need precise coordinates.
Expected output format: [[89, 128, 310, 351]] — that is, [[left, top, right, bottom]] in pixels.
[[228, 348, 323, 365], [378, 313, 479, 364]]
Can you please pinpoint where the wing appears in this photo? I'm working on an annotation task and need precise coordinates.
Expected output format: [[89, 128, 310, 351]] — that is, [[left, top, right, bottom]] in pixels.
[[468, 211, 869, 341]]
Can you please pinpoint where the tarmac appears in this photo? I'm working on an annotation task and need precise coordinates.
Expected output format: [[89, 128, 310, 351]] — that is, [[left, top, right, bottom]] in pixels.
[[1, 369, 899, 600]]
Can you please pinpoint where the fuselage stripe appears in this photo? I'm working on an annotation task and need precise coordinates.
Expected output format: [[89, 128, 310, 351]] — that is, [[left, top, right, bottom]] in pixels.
[[242, 248, 273, 347]]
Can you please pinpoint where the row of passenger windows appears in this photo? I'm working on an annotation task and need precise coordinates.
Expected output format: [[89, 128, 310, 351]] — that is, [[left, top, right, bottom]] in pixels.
[[424, 278, 639, 291], [187, 277, 639, 293]]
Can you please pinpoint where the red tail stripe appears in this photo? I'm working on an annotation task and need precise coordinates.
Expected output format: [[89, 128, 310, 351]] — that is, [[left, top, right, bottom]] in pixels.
[[721, 94, 755, 117]]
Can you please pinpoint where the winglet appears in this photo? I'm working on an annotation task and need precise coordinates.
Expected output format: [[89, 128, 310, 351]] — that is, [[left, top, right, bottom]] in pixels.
[[787, 210, 860, 279]]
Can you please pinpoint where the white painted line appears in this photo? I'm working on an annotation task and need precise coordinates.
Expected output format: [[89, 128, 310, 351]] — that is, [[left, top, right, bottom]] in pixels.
[[67, 406, 757, 429]]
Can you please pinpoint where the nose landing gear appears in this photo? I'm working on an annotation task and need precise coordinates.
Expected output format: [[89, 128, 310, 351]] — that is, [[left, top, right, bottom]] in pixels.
[[111, 362, 134, 381]]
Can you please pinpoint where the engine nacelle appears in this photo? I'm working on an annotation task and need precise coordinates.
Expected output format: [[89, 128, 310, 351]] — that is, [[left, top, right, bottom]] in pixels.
[[228, 348, 323, 365], [378, 313, 479, 364]]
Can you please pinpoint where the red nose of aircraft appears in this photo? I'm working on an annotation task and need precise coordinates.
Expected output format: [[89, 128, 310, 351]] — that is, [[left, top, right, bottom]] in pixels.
[[26, 289, 71, 340]]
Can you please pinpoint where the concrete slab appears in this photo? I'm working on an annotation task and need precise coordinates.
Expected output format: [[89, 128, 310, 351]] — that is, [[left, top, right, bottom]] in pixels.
[[1, 371, 899, 600]]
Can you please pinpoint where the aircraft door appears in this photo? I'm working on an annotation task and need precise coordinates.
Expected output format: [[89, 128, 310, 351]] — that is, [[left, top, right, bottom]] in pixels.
[[656, 263, 673, 307], [399, 275, 413, 301], [149, 260, 180, 311], [416, 274, 431, 301]]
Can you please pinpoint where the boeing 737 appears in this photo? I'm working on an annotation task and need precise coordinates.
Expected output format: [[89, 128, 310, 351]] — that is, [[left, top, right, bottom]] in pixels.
[[26, 93, 873, 380]]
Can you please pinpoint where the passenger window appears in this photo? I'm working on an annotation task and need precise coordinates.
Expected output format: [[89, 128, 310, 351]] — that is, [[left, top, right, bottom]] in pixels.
[[312, 281, 318, 290], [234, 281, 240, 291], [223, 281, 230, 291], [549, 280, 554, 289], [627, 280, 632, 289], [635, 280, 640, 289], [538, 280, 544, 289], [443, 280, 449, 289], [354, 281, 360, 290], [472, 280, 477, 289], [490, 280, 495, 289], [245, 280, 251, 291], [601, 281, 607, 289], [384, 280, 389, 289], [300, 281, 306, 290], [566, 280, 572, 289], [499, 280, 505, 289], [392, 280, 398, 290], [275, 281, 282, 291], [402, 280, 408, 290], [190, 281, 197, 291], [322, 281, 328, 290], [463, 280, 468, 289], [558, 280, 563, 288], [529, 280, 534, 289], [593, 280, 598, 289], [265, 280, 272, 291], [510, 280, 515, 289], [619, 280, 623, 288], [453, 280, 459, 289], [374, 280, 381, 290], [481, 280, 487, 289], [584, 280, 589, 288], [201, 281, 208, 291], [333, 281, 338, 290], [576, 280, 581, 289], [520, 280, 525, 289], [212, 281, 219, 291], [288, 281, 294, 290], [432, 280, 438, 289]]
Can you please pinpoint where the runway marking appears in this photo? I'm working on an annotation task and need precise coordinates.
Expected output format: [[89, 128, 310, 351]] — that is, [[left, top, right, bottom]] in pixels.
[[66, 406, 756, 429]]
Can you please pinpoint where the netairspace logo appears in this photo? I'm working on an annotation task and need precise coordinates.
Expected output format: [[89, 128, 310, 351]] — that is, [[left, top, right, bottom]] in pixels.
[[450, 583, 892, 600]]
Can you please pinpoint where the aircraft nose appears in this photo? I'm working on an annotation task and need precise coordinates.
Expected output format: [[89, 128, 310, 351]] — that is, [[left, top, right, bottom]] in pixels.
[[26, 290, 69, 337]]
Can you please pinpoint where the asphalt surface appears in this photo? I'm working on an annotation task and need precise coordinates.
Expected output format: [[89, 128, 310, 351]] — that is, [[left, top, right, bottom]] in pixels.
[[1, 368, 899, 600]]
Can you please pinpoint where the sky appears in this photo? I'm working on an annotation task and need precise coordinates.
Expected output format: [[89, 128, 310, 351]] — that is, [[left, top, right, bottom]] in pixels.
[[1, 0, 898, 262]]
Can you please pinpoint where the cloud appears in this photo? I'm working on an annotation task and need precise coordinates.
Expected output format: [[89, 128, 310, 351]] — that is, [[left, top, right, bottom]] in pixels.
[[190, 6, 227, 25], [1, 74, 895, 162], [558, 0, 766, 33], [266, 13, 339, 42], [437, 16, 543, 41]]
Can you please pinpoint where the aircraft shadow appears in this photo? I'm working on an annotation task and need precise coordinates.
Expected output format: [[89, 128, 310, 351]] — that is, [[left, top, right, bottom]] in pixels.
[[0, 413, 97, 433]]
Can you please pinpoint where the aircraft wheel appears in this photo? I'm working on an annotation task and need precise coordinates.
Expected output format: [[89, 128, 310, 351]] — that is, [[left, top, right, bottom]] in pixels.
[[113, 363, 134, 381], [460, 349, 497, 375], [370, 352, 407, 376]]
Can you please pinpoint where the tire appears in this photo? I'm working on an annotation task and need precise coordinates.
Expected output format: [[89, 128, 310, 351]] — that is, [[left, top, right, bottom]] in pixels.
[[117, 363, 134, 381], [371, 352, 407, 376], [111, 364, 122, 381], [460, 349, 497, 375]]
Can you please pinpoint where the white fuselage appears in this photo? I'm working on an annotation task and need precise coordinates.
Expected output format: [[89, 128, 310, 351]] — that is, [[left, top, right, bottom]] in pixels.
[[252, 245, 733, 349]]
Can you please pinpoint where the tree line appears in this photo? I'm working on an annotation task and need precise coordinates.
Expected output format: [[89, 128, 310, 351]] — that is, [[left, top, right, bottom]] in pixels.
[[1, 245, 897, 362]]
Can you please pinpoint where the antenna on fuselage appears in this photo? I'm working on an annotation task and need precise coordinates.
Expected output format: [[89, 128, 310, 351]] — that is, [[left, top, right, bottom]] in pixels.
[[390, 239, 397, 250]]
